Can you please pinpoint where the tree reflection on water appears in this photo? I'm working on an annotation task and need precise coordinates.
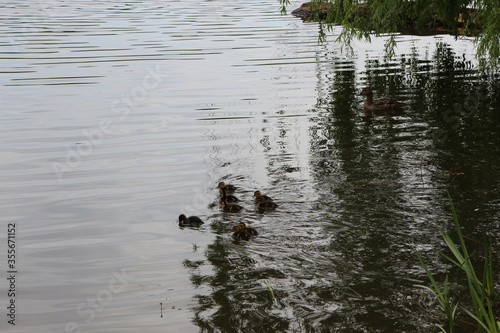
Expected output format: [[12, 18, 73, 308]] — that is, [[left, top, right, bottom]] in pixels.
[[185, 42, 500, 332]]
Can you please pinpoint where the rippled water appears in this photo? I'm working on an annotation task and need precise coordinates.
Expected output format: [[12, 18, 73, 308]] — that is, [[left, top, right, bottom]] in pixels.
[[1, 0, 499, 332]]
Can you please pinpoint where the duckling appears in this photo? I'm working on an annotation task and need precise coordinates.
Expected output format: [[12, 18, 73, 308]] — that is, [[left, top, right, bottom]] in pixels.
[[257, 200, 278, 211], [178, 214, 204, 227], [360, 88, 405, 112], [219, 188, 239, 203], [254, 190, 273, 203], [237, 222, 258, 236], [221, 201, 243, 212], [232, 225, 254, 241], [218, 182, 236, 193]]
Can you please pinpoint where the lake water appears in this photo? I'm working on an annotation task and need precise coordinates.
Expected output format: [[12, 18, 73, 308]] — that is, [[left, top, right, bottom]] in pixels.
[[1, 0, 499, 332]]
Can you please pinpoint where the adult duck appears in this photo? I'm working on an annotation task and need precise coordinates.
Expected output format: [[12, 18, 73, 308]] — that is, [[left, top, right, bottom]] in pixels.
[[360, 88, 405, 113]]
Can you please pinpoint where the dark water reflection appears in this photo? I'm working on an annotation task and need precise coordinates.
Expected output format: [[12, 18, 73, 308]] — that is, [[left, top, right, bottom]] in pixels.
[[187, 43, 500, 332]]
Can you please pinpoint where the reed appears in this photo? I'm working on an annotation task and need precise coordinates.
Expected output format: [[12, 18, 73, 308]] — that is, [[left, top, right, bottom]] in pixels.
[[416, 253, 457, 332], [265, 279, 275, 299], [416, 192, 499, 332]]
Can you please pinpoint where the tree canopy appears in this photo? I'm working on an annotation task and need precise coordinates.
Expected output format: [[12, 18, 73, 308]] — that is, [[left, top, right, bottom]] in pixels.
[[280, 0, 500, 69]]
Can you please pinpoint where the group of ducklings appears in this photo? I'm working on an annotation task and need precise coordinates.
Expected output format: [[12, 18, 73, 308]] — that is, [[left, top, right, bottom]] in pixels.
[[219, 182, 278, 212], [219, 181, 242, 212], [178, 181, 278, 241], [218, 181, 277, 240]]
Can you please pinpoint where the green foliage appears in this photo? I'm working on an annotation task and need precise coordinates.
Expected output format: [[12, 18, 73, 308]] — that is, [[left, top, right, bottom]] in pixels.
[[279, 0, 291, 14], [279, 0, 500, 69], [475, 0, 500, 69], [416, 192, 500, 332], [415, 254, 458, 332]]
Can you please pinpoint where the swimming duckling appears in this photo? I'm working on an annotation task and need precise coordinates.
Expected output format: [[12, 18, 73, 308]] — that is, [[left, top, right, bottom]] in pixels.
[[232, 225, 255, 241], [218, 182, 236, 193], [237, 222, 258, 236], [254, 190, 273, 203], [360, 88, 405, 112], [257, 200, 278, 211], [232, 225, 251, 241], [221, 201, 243, 212], [178, 214, 204, 227], [219, 188, 239, 203]]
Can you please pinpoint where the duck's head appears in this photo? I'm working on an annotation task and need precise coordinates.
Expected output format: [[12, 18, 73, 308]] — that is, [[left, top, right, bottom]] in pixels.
[[218, 182, 226, 189], [254, 191, 262, 198], [232, 225, 241, 232], [221, 201, 228, 209], [238, 222, 247, 229], [360, 87, 373, 96], [178, 214, 187, 222]]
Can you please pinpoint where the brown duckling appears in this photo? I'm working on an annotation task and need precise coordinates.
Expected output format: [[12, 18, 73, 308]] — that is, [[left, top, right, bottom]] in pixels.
[[178, 214, 204, 227], [257, 200, 278, 211], [254, 190, 273, 203], [219, 188, 239, 203], [218, 181, 236, 193], [237, 222, 258, 236], [360, 88, 405, 112], [232, 225, 255, 241], [221, 201, 243, 212]]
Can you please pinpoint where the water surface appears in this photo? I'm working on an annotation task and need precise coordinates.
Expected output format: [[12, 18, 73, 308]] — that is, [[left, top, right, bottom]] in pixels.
[[1, 0, 499, 332]]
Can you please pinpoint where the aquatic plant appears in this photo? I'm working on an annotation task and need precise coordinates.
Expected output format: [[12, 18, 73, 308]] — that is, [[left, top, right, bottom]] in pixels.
[[416, 192, 499, 332]]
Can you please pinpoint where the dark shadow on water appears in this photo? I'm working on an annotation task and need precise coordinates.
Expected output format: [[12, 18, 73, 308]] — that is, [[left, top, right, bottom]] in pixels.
[[185, 42, 500, 332]]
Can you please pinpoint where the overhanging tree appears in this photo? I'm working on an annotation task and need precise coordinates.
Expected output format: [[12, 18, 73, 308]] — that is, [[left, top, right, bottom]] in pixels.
[[280, 0, 500, 69]]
